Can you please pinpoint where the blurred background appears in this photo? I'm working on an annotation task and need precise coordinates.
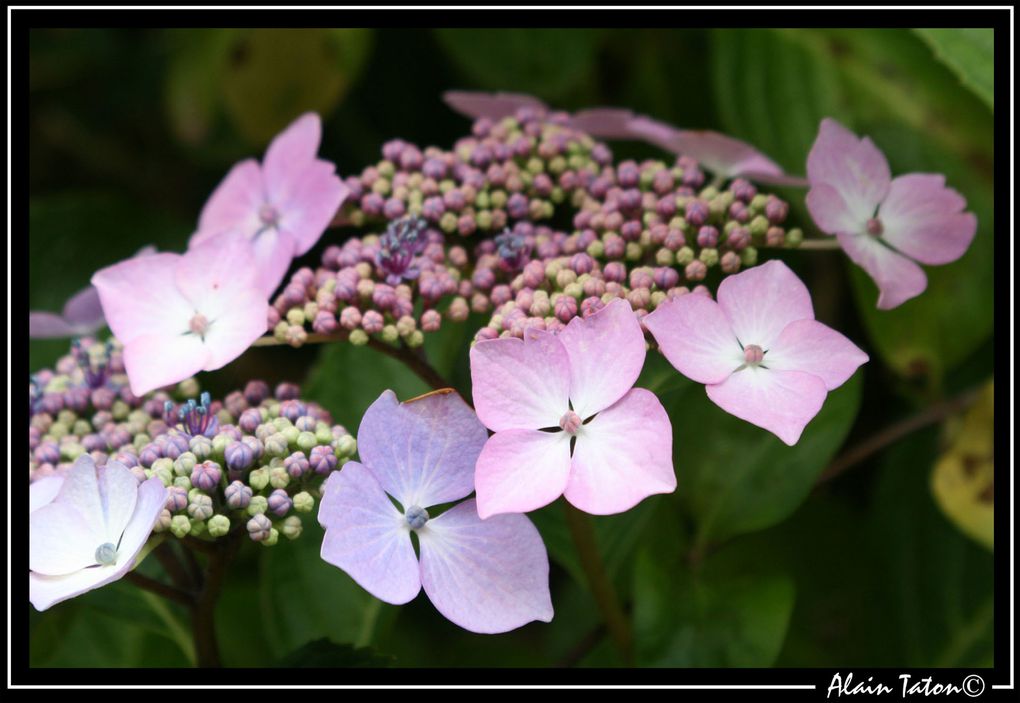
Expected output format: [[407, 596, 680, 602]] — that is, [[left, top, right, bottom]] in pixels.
[[28, 28, 995, 668]]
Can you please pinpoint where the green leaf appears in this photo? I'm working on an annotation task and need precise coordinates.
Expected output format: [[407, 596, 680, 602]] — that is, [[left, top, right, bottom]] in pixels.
[[302, 340, 430, 431], [221, 29, 372, 144], [710, 28, 844, 174], [915, 29, 994, 110], [632, 546, 794, 667], [663, 372, 862, 547], [163, 29, 238, 145], [274, 638, 395, 668], [260, 521, 397, 658], [434, 29, 604, 100]]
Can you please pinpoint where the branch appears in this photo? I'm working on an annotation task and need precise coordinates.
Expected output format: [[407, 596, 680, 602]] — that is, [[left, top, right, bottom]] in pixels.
[[815, 386, 982, 486], [125, 571, 195, 608]]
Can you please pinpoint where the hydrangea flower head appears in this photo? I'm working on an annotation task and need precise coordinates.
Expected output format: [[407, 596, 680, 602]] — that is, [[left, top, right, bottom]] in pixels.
[[470, 298, 676, 517], [190, 112, 349, 295], [644, 260, 868, 445], [318, 389, 553, 634], [30, 455, 166, 611], [92, 232, 267, 396], [806, 118, 978, 309]]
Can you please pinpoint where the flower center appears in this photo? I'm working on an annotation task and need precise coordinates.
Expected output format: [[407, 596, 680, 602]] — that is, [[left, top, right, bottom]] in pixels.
[[559, 410, 582, 435], [259, 204, 280, 226], [743, 344, 765, 365], [167, 392, 218, 438], [405, 505, 429, 531], [866, 217, 884, 236], [95, 542, 118, 566], [189, 312, 210, 337]]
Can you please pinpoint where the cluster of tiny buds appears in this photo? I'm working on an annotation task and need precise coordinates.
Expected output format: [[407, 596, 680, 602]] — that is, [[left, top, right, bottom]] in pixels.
[[30, 340, 355, 546], [263, 110, 800, 355]]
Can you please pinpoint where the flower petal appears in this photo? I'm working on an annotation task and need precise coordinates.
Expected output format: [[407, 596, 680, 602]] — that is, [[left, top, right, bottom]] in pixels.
[[53, 455, 107, 539], [418, 500, 553, 634], [716, 259, 814, 349], [318, 464, 421, 605], [28, 312, 76, 339], [836, 231, 928, 310], [29, 477, 163, 611], [277, 160, 349, 256], [263, 113, 322, 199], [626, 115, 682, 151], [474, 430, 572, 519], [92, 252, 194, 343], [879, 174, 978, 266], [176, 231, 261, 307], [30, 502, 102, 575], [565, 388, 676, 515], [61, 286, 105, 328], [114, 476, 168, 566], [568, 108, 637, 139], [443, 90, 547, 120], [201, 287, 269, 370], [98, 460, 140, 543], [806, 182, 861, 235], [557, 299, 646, 418], [671, 129, 787, 181], [806, 118, 890, 222], [121, 332, 210, 396], [194, 158, 265, 240], [357, 389, 488, 509], [766, 319, 869, 391], [469, 332, 571, 432], [706, 368, 828, 446], [30, 476, 65, 513], [644, 294, 742, 384]]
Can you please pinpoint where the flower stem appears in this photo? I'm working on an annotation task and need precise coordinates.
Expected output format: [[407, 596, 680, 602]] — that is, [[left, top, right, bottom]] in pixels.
[[793, 238, 842, 250], [562, 502, 634, 666], [125, 571, 195, 607], [190, 530, 243, 668]]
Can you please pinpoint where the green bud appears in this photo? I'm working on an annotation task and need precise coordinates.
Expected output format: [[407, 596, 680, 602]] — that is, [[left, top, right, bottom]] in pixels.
[[72, 419, 91, 437], [676, 246, 695, 265], [586, 240, 605, 258], [281, 516, 303, 540], [439, 212, 458, 233], [264, 433, 289, 458], [749, 215, 769, 238], [655, 248, 675, 266], [152, 465, 174, 487], [212, 434, 229, 457], [188, 494, 214, 521], [293, 491, 315, 513], [785, 227, 804, 247], [349, 329, 369, 346], [111, 400, 130, 420], [699, 248, 719, 267], [269, 467, 290, 489], [625, 242, 643, 261], [57, 409, 77, 426], [48, 423, 69, 441], [207, 514, 230, 538], [248, 495, 269, 516], [333, 434, 357, 458], [262, 528, 280, 547], [476, 210, 493, 230], [475, 192, 490, 209], [60, 442, 84, 462], [273, 321, 290, 342], [489, 190, 507, 209], [189, 518, 207, 536], [740, 246, 759, 267], [170, 515, 191, 538], [281, 425, 300, 447], [286, 308, 305, 326], [750, 193, 768, 213], [407, 330, 425, 348], [272, 417, 292, 432], [296, 431, 317, 453], [315, 424, 333, 445], [173, 476, 192, 491], [381, 325, 399, 344], [526, 157, 544, 174], [563, 281, 584, 299], [248, 467, 270, 491], [177, 377, 200, 398]]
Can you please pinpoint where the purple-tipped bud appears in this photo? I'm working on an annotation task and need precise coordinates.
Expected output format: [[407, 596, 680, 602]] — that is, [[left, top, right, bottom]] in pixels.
[[225, 440, 255, 472], [362, 310, 384, 334], [225, 481, 253, 510], [603, 261, 627, 283], [727, 226, 751, 250], [685, 199, 710, 227], [629, 269, 654, 290], [279, 400, 306, 422], [304, 444, 335, 475], [275, 383, 300, 401], [284, 451, 310, 478], [191, 461, 222, 492], [765, 196, 789, 224], [139, 443, 163, 468], [166, 485, 189, 512], [653, 266, 681, 290], [238, 408, 262, 434], [247, 514, 273, 542], [268, 489, 293, 517], [685, 259, 708, 281], [697, 226, 719, 248], [580, 296, 606, 317]]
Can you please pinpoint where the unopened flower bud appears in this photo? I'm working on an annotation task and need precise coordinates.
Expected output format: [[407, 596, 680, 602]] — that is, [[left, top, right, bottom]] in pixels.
[[170, 514, 192, 538], [207, 514, 230, 538], [247, 514, 272, 542], [225, 480, 253, 510], [293, 491, 315, 513]]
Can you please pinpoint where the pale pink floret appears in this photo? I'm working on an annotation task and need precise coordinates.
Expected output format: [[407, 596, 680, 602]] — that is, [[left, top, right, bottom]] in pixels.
[[805, 118, 978, 310], [470, 298, 676, 517], [644, 260, 868, 446], [30, 455, 167, 611], [92, 232, 267, 396], [190, 113, 350, 295], [318, 390, 553, 634]]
